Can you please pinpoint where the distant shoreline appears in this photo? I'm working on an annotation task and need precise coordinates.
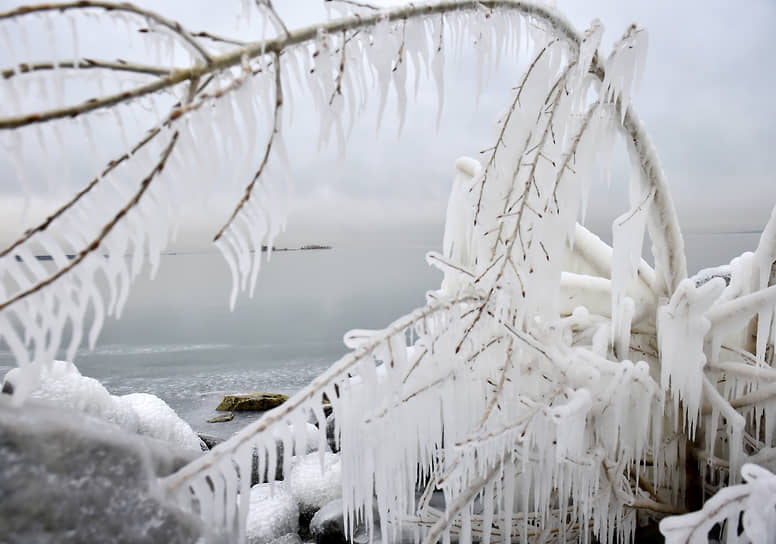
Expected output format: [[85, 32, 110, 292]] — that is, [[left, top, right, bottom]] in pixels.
[[16, 245, 333, 261]]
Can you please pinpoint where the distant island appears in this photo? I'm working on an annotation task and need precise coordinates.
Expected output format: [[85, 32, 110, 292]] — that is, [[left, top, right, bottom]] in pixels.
[[264, 244, 332, 252]]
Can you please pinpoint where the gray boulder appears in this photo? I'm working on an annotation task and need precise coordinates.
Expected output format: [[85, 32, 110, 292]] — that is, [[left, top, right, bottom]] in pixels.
[[0, 399, 218, 544]]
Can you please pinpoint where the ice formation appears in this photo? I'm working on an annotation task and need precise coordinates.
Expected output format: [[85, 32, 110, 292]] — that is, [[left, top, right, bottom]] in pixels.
[[2, 360, 202, 452], [3, 2, 776, 544], [660, 464, 776, 544]]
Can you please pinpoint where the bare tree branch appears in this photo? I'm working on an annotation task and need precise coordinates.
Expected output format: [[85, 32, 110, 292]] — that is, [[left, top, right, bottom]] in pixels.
[[1, 58, 171, 79], [213, 52, 283, 242], [0, 1, 583, 130], [0, 131, 179, 314], [0, 1, 213, 64]]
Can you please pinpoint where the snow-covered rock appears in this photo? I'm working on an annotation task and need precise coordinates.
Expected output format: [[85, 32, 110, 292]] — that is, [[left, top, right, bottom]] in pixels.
[[119, 392, 202, 451], [309, 499, 348, 543], [287, 452, 342, 515], [2, 360, 202, 452], [0, 399, 214, 543], [246, 482, 300, 544]]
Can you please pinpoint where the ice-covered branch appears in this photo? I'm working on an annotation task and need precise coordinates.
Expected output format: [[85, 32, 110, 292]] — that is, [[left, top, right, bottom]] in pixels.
[[660, 464, 776, 543], [0, 131, 180, 314], [1, 58, 171, 79], [0, 0, 580, 131], [421, 458, 505, 544], [213, 52, 283, 243], [0, 1, 213, 63]]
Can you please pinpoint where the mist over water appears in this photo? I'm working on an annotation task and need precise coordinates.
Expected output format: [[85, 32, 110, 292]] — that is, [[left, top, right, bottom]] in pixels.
[[0, 233, 762, 435]]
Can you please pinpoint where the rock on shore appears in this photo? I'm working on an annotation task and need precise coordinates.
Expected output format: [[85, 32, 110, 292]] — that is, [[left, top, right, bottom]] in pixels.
[[216, 392, 288, 411], [0, 400, 214, 543]]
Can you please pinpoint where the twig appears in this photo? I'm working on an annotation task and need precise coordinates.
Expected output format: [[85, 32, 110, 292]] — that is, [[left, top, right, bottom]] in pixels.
[[1, 1, 583, 131], [329, 30, 348, 105], [0, 65, 251, 259], [213, 51, 283, 242], [472, 39, 558, 228], [326, 0, 380, 10], [0, 131, 180, 313], [1, 58, 171, 79], [191, 30, 249, 47], [476, 337, 513, 429], [0, 1, 213, 64], [421, 457, 506, 544], [257, 0, 291, 38], [549, 103, 597, 213]]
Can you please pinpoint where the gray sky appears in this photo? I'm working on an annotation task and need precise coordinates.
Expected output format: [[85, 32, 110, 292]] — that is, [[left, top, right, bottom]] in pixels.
[[0, 0, 774, 252]]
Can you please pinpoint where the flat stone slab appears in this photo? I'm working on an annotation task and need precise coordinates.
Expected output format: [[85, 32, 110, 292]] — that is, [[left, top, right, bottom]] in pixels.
[[216, 393, 288, 412], [207, 413, 234, 423]]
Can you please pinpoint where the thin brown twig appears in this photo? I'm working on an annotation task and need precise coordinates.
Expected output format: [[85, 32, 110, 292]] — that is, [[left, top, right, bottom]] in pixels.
[[472, 38, 558, 227], [0, 131, 180, 314], [191, 30, 249, 47], [0, 65, 251, 259], [0, 125, 161, 258], [329, 30, 348, 105], [1, 58, 171, 79], [0, 1, 213, 64], [0, 1, 582, 131], [257, 0, 291, 38], [213, 51, 283, 242], [476, 337, 513, 430], [325, 0, 381, 10], [549, 102, 597, 213]]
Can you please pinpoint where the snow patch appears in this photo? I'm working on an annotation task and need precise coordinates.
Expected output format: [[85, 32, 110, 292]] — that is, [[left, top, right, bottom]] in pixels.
[[2, 360, 201, 452]]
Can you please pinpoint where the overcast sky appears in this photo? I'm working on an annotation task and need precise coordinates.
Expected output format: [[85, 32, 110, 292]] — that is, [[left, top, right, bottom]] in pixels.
[[0, 0, 774, 252]]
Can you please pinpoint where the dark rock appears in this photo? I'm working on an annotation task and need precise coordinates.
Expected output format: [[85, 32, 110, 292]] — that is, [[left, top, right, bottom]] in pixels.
[[0, 400, 219, 544], [208, 412, 235, 423], [198, 433, 224, 450], [325, 413, 339, 452], [634, 522, 665, 543], [309, 499, 348, 544], [309, 499, 388, 544], [216, 393, 288, 412]]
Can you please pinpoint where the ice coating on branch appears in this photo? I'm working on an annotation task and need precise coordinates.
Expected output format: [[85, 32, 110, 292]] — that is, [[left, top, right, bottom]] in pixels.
[[658, 277, 726, 436], [751, 205, 776, 363], [602, 25, 647, 122], [610, 179, 652, 345], [660, 464, 776, 544], [436, 157, 480, 294]]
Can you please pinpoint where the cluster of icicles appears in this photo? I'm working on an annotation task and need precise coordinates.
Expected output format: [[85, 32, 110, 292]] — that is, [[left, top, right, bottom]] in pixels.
[[2, 1, 776, 543]]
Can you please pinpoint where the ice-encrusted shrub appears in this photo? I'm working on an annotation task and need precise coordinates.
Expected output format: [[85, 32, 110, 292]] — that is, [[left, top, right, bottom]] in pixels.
[[1, 1, 775, 543]]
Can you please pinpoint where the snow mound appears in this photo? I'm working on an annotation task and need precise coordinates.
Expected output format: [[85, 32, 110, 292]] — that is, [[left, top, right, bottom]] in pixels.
[[287, 452, 342, 515], [119, 393, 202, 452], [245, 482, 299, 544], [2, 360, 201, 452]]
